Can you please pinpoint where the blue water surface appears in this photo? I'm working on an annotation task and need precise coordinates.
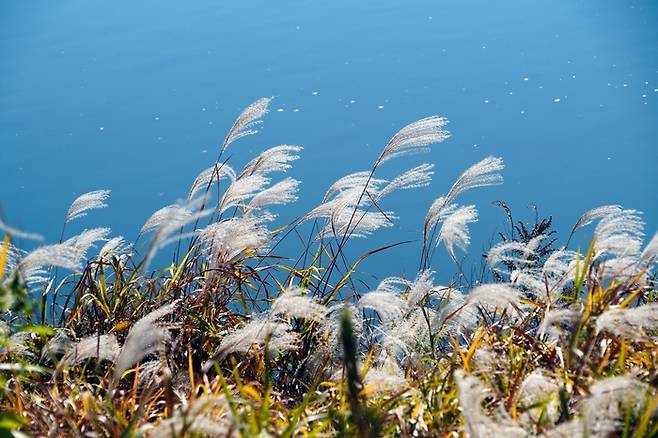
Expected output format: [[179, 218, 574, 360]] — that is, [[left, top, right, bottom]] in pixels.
[[1, 0, 657, 284]]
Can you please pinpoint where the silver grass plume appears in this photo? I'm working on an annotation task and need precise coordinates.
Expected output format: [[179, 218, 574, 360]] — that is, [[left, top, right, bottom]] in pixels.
[[363, 354, 407, 392], [405, 270, 435, 309], [467, 283, 522, 314], [239, 144, 302, 178], [212, 317, 298, 360], [539, 308, 580, 340], [55, 334, 120, 376], [580, 374, 649, 436], [65, 189, 111, 223], [40, 329, 73, 361], [65, 227, 111, 261], [198, 215, 271, 262], [142, 198, 214, 271], [453, 370, 525, 438], [143, 395, 235, 438], [517, 370, 560, 425], [377, 163, 434, 199], [219, 174, 270, 213], [188, 163, 236, 199], [318, 208, 396, 239], [222, 97, 272, 153], [114, 301, 178, 380], [16, 242, 80, 284], [432, 288, 476, 334], [14, 228, 109, 284], [0, 218, 43, 241], [140, 204, 193, 235], [424, 157, 503, 236], [595, 303, 658, 341], [358, 290, 406, 328], [571, 204, 623, 234], [378, 116, 449, 163], [437, 204, 478, 259], [247, 177, 300, 211], [270, 285, 327, 322], [486, 240, 535, 272], [322, 171, 387, 202], [594, 208, 644, 258], [98, 236, 131, 258]]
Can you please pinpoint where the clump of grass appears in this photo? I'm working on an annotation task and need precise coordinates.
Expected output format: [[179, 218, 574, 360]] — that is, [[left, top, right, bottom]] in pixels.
[[0, 98, 657, 437]]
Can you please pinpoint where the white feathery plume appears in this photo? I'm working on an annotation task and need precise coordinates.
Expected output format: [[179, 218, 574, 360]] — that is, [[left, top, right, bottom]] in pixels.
[[641, 230, 658, 261], [144, 395, 235, 438], [98, 236, 131, 258], [198, 215, 271, 262], [580, 374, 649, 435], [424, 157, 504, 236], [486, 240, 534, 271], [3, 243, 25, 276], [406, 270, 435, 309], [319, 208, 396, 239], [454, 370, 526, 438], [213, 317, 298, 359], [114, 301, 178, 380], [383, 306, 434, 356], [542, 249, 577, 280], [467, 284, 522, 314], [14, 229, 108, 284], [239, 145, 302, 178], [222, 97, 272, 153], [65, 189, 111, 223], [363, 354, 407, 392], [594, 209, 644, 258], [56, 334, 120, 374], [40, 329, 73, 361], [323, 303, 364, 352], [437, 204, 478, 259], [510, 269, 547, 297], [142, 199, 214, 271], [539, 308, 580, 340], [518, 370, 559, 405], [219, 174, 270, 213], [323, 171, 387, 202], [595, 303, 658, 341], [445, 157, 504, 207], [188, 163, 236, 199], [377, 163, 434, 199], [0, 218, 43, 241], [375, 276, 407, 296], [247, 177, 300, 210], [571, 204, 623, 234], [65, 227, 111, 261], [270, 285, 327, 322], [432, 288, 476, 333], [358, 290, 406, 327], [141, 204, 193, 235], [517, 370, 560, 425], [16, 243, 79, 284], [379, 116, 450, 163]]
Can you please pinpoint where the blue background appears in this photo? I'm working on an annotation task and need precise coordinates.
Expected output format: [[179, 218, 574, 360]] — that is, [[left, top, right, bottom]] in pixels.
[[2, 0, 657, 283]]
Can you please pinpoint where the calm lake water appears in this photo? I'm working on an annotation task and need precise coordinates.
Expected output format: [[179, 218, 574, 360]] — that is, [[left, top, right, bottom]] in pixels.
[[2, 0, 657, 282]]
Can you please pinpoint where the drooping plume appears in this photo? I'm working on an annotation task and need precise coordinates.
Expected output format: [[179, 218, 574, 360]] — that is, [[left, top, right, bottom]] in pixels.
[[114, 301, 178, 380], [437, 204, 478, 259], [239, 145, 302, 178], [65, 189, 111, 223], [222, 97, 272, 153], [0, 218, 43, 241], [188, 163, 236, 199], [424, 157, 503, 236], [378, 116, 450, 163]]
